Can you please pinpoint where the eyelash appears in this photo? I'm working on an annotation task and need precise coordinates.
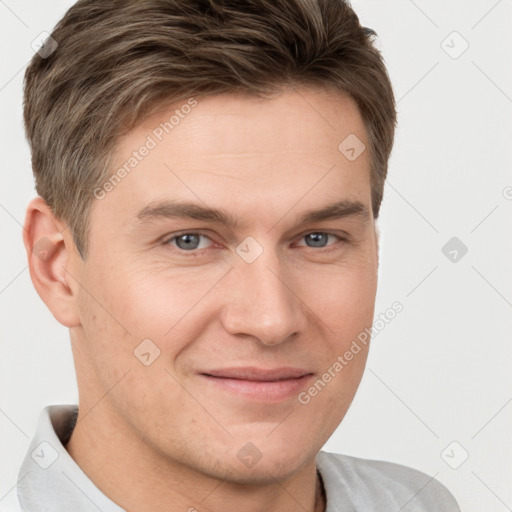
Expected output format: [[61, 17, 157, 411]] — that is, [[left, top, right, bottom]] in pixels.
[[162, 231, 348, 256]]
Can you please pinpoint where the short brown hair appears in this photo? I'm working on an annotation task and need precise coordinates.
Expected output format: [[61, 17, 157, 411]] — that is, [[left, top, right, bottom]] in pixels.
[[24, 0, 396, 258]]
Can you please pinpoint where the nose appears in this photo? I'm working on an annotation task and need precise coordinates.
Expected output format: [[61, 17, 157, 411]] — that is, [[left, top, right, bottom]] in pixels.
[[220, 249, 306, 346]]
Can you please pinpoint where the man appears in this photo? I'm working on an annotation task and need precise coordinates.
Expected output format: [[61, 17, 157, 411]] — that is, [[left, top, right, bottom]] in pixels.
[[18, 0, 459, 510]]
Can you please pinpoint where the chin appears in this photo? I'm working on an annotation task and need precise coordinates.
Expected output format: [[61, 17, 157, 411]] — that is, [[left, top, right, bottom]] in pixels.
[[220, 447, 315, 485], [175, 431, 318, 486]]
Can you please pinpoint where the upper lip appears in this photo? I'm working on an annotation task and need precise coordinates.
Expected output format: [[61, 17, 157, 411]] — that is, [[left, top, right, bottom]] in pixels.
[[201, 367, 313, 381]]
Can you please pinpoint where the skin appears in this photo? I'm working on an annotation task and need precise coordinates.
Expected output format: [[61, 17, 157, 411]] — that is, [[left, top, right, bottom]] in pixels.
[[23, 85, 379, 512]]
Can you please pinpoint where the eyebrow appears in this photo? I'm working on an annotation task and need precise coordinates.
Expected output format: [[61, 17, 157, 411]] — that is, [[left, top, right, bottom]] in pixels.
[[135, 198, 370, 229]]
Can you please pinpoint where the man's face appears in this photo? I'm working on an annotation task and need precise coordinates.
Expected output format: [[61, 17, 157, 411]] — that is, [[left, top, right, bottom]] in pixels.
[[69, 87, 378, 483]]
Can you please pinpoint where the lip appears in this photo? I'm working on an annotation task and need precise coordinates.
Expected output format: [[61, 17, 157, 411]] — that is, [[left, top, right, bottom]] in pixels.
[[199, 367, 314, 402]]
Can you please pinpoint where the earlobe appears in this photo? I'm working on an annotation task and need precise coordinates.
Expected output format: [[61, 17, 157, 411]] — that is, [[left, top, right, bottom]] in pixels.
[[23, 197, 81, 328]]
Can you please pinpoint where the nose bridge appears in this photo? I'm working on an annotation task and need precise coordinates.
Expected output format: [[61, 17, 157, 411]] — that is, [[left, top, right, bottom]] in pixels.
[[222, 245, 304, 345]]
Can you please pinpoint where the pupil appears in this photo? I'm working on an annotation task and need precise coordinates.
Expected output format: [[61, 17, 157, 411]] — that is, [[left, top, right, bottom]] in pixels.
[[177, 234, 199, 250], [307, 233, 327, 247]]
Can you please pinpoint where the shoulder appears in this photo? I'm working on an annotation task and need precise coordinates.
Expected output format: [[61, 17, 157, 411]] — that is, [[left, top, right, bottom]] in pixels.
[[317, 451, 460, 511]]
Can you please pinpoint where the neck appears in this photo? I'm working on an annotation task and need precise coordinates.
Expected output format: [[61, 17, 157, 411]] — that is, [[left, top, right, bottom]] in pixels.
[[66, 401, 326, 512]]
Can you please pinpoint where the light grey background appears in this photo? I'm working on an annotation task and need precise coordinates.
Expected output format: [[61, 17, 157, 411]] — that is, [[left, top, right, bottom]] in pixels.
[[1, 1, 511, 511]]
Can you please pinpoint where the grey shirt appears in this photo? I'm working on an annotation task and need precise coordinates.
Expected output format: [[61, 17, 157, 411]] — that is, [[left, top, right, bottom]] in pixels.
[[12, 405, 460, 511]]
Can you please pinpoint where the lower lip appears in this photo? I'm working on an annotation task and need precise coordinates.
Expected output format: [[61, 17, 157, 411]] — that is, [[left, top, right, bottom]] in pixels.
[[200, 374, 314, 402]]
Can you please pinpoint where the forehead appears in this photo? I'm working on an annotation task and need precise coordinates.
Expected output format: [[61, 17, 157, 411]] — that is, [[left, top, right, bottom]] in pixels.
[[93, 86, 372, 230]]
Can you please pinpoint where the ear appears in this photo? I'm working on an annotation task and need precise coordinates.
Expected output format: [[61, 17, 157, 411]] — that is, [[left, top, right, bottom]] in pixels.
[[23, 197, 81, 327]]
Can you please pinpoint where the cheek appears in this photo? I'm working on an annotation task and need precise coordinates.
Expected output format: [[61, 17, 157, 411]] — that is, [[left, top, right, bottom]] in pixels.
[[127, 267, 220, 321], [75, 257, 164, 373], [293, 253, 378, 338], [84, 260, 230, 358], [290, 251, 377, 413]]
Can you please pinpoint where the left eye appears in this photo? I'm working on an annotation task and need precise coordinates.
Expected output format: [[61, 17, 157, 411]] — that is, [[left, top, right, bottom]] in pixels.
[[295, 232, 341, 248]]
